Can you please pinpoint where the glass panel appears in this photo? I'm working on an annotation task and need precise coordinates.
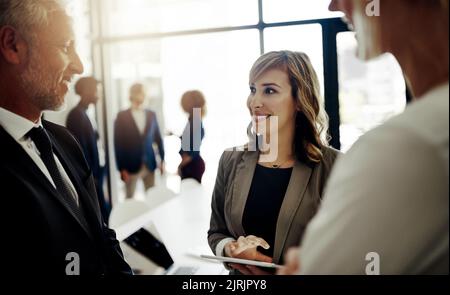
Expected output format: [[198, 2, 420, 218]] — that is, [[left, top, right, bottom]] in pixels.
[[104, 30, 260, 198], [101, 0, 259, 36], [68, 0, 93, 75], [337, 32, 406, 152], [264, 24, 325, 98], [263, 0, 343, 23]]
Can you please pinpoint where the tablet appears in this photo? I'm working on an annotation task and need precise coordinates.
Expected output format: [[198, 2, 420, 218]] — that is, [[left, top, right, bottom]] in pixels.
[[200, 254, 282, 269]]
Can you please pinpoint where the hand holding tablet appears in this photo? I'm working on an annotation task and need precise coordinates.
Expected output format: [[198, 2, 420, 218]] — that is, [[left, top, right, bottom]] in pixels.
[[204, 235, 280, 274], [200, 254, 282, 269]]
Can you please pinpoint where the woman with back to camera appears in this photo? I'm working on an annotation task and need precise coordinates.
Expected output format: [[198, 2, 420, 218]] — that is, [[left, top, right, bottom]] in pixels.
[[178, 90, 206, 183], [208, 51, 340, 274]]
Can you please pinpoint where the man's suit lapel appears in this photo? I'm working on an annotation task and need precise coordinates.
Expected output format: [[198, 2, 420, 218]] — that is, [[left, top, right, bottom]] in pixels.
[[273, 161, 312, 263], [1, 127, 63, 201], [126, 109, 144, 139], [47, 129, 100, 240], [1, 127, 96, 241], [143, 110, 153, 136]]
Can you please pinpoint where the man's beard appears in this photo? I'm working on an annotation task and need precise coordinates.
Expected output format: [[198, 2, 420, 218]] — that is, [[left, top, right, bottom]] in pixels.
[[20, 50, 65, 112]]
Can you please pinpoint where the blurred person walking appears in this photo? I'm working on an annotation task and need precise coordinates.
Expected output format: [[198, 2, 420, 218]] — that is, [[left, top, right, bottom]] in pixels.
[[114, 83, 165, 199], [178, 90, 206, 183], [67, 77, 110, 222]]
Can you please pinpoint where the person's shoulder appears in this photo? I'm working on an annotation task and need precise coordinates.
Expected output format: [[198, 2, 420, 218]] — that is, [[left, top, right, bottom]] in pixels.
[[44, 120, 80, 146], [117, 108, 131, 117], [311, 146, 341, 183], [367, 98, 447, 155], [342, 110, 446, 177], [384, 83, 448, 146], [45, 121, 91, 173], [144, 109, 157, 117], [66, 106, 86, 123], [355, 82, 448, 154], [67, 105, 79, 115], [44, 120, 69, 134], [115, 109, 131, 124], [321, 145, 341, 163], [219, 145, 255, 166], [222, 144, 255, 156], [148, 110, 161, 123], [220, 147, 241, 163]]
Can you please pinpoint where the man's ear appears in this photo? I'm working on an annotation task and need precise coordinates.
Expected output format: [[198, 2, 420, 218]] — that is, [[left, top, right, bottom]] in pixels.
[[0, 26, 28, 65]]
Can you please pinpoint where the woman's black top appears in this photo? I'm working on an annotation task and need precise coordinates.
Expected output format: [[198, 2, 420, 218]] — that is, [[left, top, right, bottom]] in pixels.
[[242, 164, 293, 259]]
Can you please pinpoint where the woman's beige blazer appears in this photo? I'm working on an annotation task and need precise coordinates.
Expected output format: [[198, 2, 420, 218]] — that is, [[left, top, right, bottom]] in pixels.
[[208, 146, 340, 264]]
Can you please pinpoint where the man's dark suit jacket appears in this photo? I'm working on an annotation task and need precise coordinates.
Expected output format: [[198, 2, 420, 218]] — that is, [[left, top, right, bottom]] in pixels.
[[114, 109, 165, 174], [66, 104, 101, 182], [0, 120, 132, 276]]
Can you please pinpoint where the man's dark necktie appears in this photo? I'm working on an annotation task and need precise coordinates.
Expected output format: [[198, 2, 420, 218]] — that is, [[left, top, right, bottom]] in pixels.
[[27, 126, 87, 225]]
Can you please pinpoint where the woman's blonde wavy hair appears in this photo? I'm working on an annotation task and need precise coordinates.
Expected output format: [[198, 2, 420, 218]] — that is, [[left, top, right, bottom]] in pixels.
[[249, 50, 329, 165]]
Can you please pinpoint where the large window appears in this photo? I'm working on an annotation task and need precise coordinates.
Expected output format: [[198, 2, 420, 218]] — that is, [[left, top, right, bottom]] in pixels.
[[87, 0, 407, 204], [337, 32, 406, 151], [263, 0, 343, 23], [264, 24, 324, 97], [100, 0, 259, 36], [104, 31, 260, 197]]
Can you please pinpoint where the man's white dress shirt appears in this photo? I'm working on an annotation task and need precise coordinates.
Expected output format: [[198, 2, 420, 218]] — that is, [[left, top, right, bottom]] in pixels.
[[131, 107, 146, 135], [0, 107, 79, 205]]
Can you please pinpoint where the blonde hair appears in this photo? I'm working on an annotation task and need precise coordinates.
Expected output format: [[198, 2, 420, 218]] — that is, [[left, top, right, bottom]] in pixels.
[[129, 83, 144, 95], [181, 90, 206, 118], [249, 50, 329, 164]]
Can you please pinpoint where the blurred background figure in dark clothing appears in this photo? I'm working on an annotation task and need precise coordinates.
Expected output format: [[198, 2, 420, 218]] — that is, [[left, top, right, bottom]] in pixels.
[[67, 77, 110, 222], [114, 83, 165, 199], [178, 90, 206, 183]]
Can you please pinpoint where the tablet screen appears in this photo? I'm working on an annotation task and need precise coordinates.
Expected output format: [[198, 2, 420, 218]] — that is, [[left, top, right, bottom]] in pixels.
[[124, 228, 174, 269]]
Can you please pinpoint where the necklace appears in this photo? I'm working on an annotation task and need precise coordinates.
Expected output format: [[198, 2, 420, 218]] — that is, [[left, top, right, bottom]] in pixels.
[[271, 158, 292, 169]]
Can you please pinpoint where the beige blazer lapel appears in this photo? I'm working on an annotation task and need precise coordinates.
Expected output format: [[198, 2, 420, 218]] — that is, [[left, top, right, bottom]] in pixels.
[[230, 150, 259, 238], [273, 161, 312, 263]]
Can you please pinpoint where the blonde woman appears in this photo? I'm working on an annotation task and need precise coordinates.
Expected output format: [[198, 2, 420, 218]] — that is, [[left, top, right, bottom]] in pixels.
[[178, 90, 207, 183], [208, 51, 340, 274]]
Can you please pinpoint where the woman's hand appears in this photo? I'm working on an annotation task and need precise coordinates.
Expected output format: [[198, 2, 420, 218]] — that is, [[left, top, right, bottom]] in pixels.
[[178, 154, 193, 176], [224, 235, 273, 275]]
